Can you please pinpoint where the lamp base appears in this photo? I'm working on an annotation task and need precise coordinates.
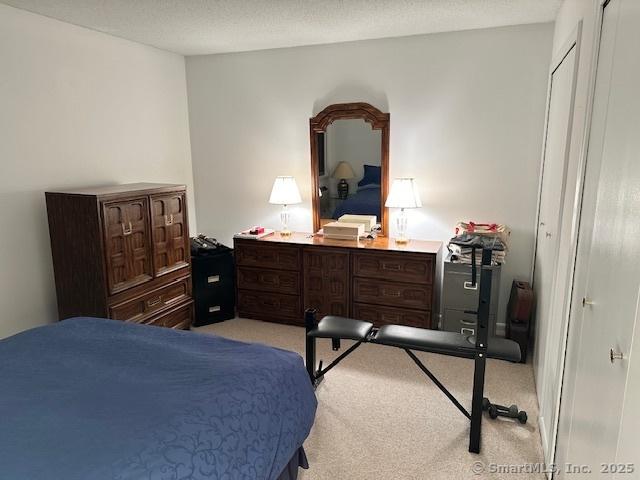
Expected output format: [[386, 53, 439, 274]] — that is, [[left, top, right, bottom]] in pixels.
[[279, 229, 292, 237], [394, 237, 410, 245], [337, 179, 349, 199]]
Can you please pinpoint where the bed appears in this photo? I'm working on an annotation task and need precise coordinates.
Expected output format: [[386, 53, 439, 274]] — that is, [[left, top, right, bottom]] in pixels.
[[332, 185, 381, 219], [0, 318, 317, 480]]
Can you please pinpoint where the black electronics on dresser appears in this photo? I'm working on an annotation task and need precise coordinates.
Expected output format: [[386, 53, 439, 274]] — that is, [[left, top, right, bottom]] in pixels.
[[191, 235, 235, 326]]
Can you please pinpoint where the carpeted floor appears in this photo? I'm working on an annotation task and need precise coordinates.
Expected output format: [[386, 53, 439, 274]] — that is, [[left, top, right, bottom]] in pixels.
[[196, 318, 544, 480]]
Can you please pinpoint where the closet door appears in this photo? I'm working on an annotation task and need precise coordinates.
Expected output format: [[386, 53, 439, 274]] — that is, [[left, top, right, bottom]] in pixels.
[[102, 198, 153, 294], [533, 44, 577, 386], [150, 192, 190, 277], [533, 25, 582, 465], [555, 0, 640, 474]]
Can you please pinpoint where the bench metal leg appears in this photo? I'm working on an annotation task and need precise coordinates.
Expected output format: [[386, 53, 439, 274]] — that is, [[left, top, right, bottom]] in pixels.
[[305, 309, 318, 385], [469, 351, 487, 453], [405, 349, 471, 420]]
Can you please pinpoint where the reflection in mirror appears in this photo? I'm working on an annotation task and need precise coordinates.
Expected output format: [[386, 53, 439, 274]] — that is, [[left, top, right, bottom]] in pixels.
[[317, 119, 382, 226]]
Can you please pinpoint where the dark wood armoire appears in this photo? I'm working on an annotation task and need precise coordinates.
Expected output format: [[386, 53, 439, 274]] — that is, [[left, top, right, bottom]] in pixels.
[[45, 183, 193, 329]]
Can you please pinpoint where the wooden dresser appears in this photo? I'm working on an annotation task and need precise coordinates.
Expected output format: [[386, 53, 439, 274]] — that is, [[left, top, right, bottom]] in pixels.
[[234, 232, 442, 329], [46, 183, 193, 329]]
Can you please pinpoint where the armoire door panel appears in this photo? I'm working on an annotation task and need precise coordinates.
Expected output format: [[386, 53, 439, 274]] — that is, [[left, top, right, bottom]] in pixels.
[[102, 197, 153, 294], [151, 193, 190, 277]]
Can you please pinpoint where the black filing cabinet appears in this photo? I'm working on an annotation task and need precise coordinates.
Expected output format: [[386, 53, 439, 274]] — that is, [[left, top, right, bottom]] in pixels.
[[192, 247, 235, 326]]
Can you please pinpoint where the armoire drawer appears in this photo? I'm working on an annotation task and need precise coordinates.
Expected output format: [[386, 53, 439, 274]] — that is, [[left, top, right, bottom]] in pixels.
[[109, 276, 191, 322], [353, 277, 432, 310], [353, 303, 431, 329], [146, 300, 193, 329], [236, 267, 300, 295], [235, 242, 300, 271], [237, 290, 301, 321]]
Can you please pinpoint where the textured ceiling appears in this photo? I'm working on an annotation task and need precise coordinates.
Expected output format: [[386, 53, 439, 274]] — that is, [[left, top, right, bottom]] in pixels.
[[1, 0, 561, 55]]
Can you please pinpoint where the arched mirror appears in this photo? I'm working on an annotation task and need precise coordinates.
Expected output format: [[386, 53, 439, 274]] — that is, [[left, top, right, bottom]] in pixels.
[[310, 102, 389, 235]]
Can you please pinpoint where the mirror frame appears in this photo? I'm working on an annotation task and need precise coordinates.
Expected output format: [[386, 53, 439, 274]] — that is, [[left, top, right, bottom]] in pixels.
[[309, 102, 390, 235]]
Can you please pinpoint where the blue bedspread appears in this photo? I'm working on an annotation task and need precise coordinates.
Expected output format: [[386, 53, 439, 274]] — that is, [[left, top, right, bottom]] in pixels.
[[0, 318, 317, 480], [332, 186, 381, 219]]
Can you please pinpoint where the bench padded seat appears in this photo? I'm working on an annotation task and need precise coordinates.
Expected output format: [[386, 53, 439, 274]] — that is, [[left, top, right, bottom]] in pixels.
[[372, 324, 521, 362], [307, 316, 373, 341], [372, 324, 478, 359], [307, 316, 521, 363]]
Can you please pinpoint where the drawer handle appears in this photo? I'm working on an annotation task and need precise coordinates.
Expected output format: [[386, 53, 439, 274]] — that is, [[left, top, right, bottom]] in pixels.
[[147, 297, 162, 307], [208, 275, 220, 283], [382, 262, 401, 271], [383, 289, 401, 297], [463, 281, 478, 290], [461, 327, 475, 335], [460, 318, 476, 326], [122, 222, 133, 236], [165, 214, 174, 226], [208, 305, 221, 313]]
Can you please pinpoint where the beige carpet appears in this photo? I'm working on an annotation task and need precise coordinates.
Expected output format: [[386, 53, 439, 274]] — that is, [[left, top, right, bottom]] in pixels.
[[196, 318, 544, 480]]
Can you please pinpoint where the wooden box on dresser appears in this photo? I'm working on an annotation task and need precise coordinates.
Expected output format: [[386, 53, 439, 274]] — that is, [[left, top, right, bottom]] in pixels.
[[46, 183, 193, 329], [234, 232, 442, 329]]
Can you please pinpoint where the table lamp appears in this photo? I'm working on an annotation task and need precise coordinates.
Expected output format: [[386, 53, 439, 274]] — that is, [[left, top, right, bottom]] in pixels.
[[385, 177, 422, 244], [332, 161, 355, 199], [269, 176, 302, 237]]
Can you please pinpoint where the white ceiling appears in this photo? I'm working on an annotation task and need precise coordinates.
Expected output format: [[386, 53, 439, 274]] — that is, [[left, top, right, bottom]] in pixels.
[[1, 0, 562, 56]]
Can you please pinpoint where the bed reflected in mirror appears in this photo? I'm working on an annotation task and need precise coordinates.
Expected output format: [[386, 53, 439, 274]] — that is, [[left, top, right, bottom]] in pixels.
[[310, 103, 389, 235], [317, 119, 382, 224]]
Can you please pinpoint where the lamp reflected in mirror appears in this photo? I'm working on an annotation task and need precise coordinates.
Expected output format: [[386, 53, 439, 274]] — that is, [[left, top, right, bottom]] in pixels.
[[332, 161, 356, 199]]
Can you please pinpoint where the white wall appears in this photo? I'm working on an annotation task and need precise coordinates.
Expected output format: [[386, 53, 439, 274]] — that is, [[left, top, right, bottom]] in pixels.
[[186, 24, 553, 326], [0, 5, 196, 338]]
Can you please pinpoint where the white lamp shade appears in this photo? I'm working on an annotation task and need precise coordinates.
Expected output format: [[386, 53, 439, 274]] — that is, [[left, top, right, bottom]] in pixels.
[[385, 178, 422, 208], [269, 176, 302, 205], [332, 161, 356, 179]]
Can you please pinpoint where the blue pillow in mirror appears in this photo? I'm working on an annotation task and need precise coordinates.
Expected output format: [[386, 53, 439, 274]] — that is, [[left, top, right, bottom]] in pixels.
[[358, 164, 381, 187]]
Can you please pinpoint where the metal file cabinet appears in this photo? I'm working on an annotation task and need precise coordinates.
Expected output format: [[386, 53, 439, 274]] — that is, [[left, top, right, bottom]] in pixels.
[[192, 247, 236, 326], [442, 254, 501, 336]]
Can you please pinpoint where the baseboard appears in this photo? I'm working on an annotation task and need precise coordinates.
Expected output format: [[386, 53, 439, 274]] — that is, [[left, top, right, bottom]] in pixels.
[[538, 414, 553, 479]]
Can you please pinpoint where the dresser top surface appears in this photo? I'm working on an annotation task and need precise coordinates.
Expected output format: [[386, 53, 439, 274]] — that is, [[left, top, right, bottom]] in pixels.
[[237, 232, 442, 255], [46, 182, 186, 197]]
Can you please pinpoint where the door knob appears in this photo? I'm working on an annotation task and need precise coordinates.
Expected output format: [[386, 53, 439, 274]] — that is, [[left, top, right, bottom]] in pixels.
[[545, 232, 552, 238], [610, 349, 624, 363], [582, 297, 594, 307]]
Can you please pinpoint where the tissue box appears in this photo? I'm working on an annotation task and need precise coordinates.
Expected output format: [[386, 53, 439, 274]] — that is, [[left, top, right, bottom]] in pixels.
[[323, 221, 364, 240], [338, 214, 377, 232]]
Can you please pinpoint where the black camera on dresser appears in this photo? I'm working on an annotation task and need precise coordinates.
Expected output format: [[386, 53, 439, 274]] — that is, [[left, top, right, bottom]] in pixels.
[[191, 237, 235, 326]]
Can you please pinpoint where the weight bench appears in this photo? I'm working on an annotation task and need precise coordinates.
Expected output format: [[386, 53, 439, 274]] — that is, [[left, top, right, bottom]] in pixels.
[[304, 248, 525, 454]]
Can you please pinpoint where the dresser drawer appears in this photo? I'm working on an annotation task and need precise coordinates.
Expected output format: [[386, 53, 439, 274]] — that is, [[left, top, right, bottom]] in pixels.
[[353, 303, 431, 328], [237, 290, 301, 320], [352, 251, 433, 284], [353, 277, 432, 310], [147, 300, 193, 329], [109, 276, 191, 322], [237, 267, 300, 295], [235, 241, 300, 271]]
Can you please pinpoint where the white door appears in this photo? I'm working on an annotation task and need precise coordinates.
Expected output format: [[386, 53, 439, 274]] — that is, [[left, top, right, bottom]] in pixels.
[[533, 39, 578, 420], [555, 0, 640, 476]]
